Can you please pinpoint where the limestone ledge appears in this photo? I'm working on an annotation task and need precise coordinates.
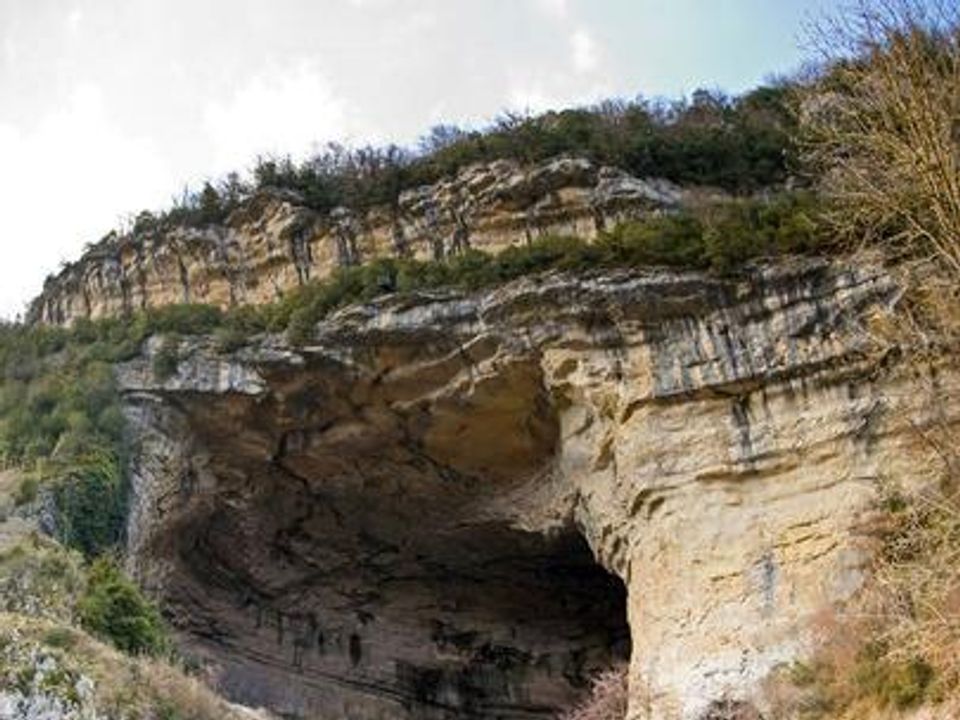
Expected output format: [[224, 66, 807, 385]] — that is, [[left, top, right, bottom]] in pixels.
[[30, 157, 695, 327]]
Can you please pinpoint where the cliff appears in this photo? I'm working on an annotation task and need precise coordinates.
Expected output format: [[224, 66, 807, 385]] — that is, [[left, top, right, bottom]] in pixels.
[[29, 157, 696, 326], [110, 258, 960, 719]]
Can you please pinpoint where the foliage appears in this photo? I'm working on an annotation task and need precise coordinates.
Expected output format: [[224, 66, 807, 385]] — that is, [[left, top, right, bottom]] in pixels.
[[404, 86, 796, 197], [852, 643, 935, 710], [270, 193, 824, 342], [13, 475, 38, 506], [782, 2, 960, 709], [767, 475, 960, 718], [0, 303, 246, 557], [42, 627, 78, 651], [773, 643, 938, 717], [51, 448, 127, 559], [699, 191, 825, 272], [798, 0, 960, 273], [78, 558, 168, 656], [152, 335, 181, 382], [868, 474, 960, 694], [0, 538, 87, 622], [0, 615, 246, 719], [104, 82, 795, 234]]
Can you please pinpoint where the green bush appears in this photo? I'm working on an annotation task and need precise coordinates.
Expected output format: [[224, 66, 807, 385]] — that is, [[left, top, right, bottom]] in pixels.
[[99, 82, 795, 233], [157, 701, 183, 720], [13, 475, 38, 506], [52, 448, 127, 558], [147, 304, 224, 336], [701, 191, 825, 273], [0, 353, 124, 469], [599, 213, 707, 268], [152, 335, 181, 382], [853, 643, 935, 710], [42, 627, 78, 650], [79, 558, 168, 656]]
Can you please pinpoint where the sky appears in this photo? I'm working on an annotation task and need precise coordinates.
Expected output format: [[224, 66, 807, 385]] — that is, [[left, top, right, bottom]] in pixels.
[[0, 0, 834, 319]]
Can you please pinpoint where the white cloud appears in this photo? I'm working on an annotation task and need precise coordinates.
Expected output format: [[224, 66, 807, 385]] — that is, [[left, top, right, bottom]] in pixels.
[[533, 0, 569, 20], [347, 0, 397, 7], [66, 8, 83, 35], [0, 84, 171, 318], [202, 61, 356, 174], [3, 35, 17, 66], [571, 28, 598, 73], [507, 82, 569, 114]]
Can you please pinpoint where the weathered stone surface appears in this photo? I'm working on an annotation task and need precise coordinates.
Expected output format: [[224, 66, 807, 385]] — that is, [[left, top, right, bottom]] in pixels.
[[115, 259, 959, 719], [29, 158, 688, 326]]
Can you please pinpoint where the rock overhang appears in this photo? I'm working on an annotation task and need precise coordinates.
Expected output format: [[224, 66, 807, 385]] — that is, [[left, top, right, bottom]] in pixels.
[[115, 260, 958, 719]]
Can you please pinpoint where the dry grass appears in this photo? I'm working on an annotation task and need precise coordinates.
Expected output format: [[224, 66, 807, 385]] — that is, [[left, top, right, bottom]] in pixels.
[[84, 631, 259, 719], [0, 613, 267, 720], [762, 433, 960, 719], [559, 664, 629, 720], [871, 480, 960, 689]]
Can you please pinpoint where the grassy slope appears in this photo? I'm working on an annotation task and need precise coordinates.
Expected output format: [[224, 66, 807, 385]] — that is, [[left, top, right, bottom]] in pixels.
[[0, 469, 269, 720]]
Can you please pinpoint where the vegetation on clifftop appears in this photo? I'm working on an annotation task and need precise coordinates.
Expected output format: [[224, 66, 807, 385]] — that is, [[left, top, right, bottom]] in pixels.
[[129, 82, 795, 234]]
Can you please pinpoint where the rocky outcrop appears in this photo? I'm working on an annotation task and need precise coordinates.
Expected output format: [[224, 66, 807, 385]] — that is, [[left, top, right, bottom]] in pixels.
[[114, 259, 960, 719], [29, 158, 691, 326]]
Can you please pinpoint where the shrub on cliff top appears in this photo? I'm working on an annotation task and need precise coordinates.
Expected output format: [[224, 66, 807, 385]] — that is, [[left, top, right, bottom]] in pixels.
[[152, 335, 181, 382], [271, 192, 824, 342]]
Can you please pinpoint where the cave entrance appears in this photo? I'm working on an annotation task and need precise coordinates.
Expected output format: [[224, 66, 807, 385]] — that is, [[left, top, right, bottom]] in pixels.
[[194, 499, 633, 719], [391, 524, 632, 718], [171, 387, 632, 719]]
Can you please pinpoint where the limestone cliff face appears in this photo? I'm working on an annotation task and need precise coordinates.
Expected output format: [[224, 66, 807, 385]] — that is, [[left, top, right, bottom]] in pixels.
[[112, 259, 959, 720], [29, 157, 690, 326]]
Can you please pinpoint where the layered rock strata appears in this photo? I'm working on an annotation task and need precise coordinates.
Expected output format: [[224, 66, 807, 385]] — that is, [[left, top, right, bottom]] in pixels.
[[114, 259, 958, 719], [30, 158, 690, 326]]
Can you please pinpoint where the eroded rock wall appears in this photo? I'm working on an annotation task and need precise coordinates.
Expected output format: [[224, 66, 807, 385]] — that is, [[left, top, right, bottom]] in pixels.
[[114, 260, 960, 719], [29, 158, 691, 326]]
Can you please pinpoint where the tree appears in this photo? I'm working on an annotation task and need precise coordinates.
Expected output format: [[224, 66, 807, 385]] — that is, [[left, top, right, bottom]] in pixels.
[[198, 182, 223, 224], [798, 0, 960, 274], [418, 124, 467, 155]]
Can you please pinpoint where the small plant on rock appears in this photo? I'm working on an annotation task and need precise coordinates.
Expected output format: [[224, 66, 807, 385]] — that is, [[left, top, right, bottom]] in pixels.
[[560, 664, 629, 720]]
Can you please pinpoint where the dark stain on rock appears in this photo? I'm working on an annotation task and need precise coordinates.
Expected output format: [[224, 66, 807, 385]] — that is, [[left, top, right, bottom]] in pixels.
[[730, 395, 753, 457], [349, 632, 363, 667]]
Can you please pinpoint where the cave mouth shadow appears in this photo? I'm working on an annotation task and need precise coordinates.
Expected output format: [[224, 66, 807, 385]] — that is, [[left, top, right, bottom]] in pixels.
[[396, 526, 632, 719], [179, 473, 632, 719]]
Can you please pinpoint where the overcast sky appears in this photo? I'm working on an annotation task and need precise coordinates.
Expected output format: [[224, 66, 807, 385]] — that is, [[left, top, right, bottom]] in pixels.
[[0, 0, 832, 319]]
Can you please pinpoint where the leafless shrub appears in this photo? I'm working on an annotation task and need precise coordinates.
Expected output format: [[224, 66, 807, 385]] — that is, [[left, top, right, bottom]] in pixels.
[[798, 1, 960, 278], [560, 665, 629, 720]]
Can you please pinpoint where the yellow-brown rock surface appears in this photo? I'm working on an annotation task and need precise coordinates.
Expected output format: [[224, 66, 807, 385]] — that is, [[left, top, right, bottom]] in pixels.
[[29, 157, 688, 326], [112, 259, 958, 719]]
